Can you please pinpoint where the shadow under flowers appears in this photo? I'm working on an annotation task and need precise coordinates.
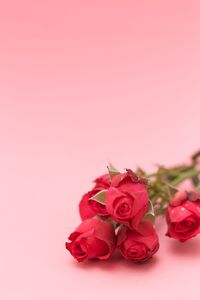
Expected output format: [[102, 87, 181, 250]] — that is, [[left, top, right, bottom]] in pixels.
[[168, 235, 200, 257], [69, 250, 160, 272]]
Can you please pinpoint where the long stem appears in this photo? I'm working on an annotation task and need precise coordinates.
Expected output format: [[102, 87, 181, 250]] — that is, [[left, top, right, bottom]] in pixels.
[[146, 150, 200, 217], [148, 167, 200, 217], [170, 169, 200, 186], [195, 182, 200, 191]]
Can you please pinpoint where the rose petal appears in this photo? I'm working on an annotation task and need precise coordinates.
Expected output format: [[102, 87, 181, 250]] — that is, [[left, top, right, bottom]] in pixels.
[[79, 192, 97, 220], [117, 221, 159, 262], [167, 205, 192, 223], [82, 236, 109, 259], [170, 191, 188, 206], [93, 219, 116, 259], [183, 200, 200, 218], [93, 174, 111, 189], [106, 187, 126, 215]]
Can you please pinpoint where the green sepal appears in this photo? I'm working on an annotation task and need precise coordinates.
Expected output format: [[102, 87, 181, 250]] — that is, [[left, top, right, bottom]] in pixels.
[[107, 163, 120, 179], [144, 200, 155, 223], [89, 190, 107, 205]]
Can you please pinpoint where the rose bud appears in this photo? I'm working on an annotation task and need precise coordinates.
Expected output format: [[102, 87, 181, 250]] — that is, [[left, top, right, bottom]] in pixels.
[[166, 190, 200, 242], [106, 170, 149, 228], [65, 218, 116, 262], [117, 221, 159, 263], [79, 174, 110, 220]]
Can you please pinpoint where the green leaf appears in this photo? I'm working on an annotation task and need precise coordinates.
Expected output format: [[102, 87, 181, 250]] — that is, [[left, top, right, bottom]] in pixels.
[[107, 163, 120, 179], [171, 169, 200, 186], [89, 190, 107, 205]]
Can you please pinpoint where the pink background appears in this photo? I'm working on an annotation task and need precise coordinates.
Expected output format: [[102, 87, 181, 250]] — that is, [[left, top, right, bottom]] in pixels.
[[1, 1, 200, 299]]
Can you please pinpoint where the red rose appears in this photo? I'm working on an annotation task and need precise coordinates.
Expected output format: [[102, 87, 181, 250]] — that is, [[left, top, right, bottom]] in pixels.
[[65, 218, 116, 262], [117, 221, 159, 263], [166, 190, 200, 242], [79, 174, 110, 220], [93, 174, 111, 189], [106, 171, 149, 228]]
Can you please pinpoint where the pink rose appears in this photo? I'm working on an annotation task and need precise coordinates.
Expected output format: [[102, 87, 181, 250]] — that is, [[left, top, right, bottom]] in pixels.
[[117, 221, 159, 263], [106, 171, 149, 228], [79, 174, 110, 220], [65, 219, 116, 262], [166, 190, 200, 242]]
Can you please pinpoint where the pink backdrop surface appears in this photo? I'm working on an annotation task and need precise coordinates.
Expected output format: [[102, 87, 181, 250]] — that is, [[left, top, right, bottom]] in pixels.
[[1, 1, 200, 299]]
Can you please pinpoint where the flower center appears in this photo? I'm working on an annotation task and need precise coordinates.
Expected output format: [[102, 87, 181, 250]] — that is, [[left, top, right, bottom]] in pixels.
[[126, 243, 148, 261], [175, 216, 198, 234], [119, 203, 129, 214]]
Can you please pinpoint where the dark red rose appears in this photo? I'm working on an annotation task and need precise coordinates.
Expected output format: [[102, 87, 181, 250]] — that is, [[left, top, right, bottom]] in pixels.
[[65, 219, 116, 262], [79, 174, 110, 220], [166, 190, 200, 242], [106, 171, 149, 228], [117, 221, 159, 263]]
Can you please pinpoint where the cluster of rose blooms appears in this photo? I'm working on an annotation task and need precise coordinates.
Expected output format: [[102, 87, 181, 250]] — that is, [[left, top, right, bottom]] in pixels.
[[65, 164, 200, 263]]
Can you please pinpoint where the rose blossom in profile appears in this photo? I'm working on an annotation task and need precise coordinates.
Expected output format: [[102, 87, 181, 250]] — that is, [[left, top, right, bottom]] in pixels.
[[65, 218, 116, 262], [79, 174, 110, 220], [166, 190, 200, 242], [106, 170, 149, 228], [117, 221, 159, 263]]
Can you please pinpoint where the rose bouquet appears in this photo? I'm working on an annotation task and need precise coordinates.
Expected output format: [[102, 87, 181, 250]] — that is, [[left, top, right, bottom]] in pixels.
[[65, 150, 200, 263]]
